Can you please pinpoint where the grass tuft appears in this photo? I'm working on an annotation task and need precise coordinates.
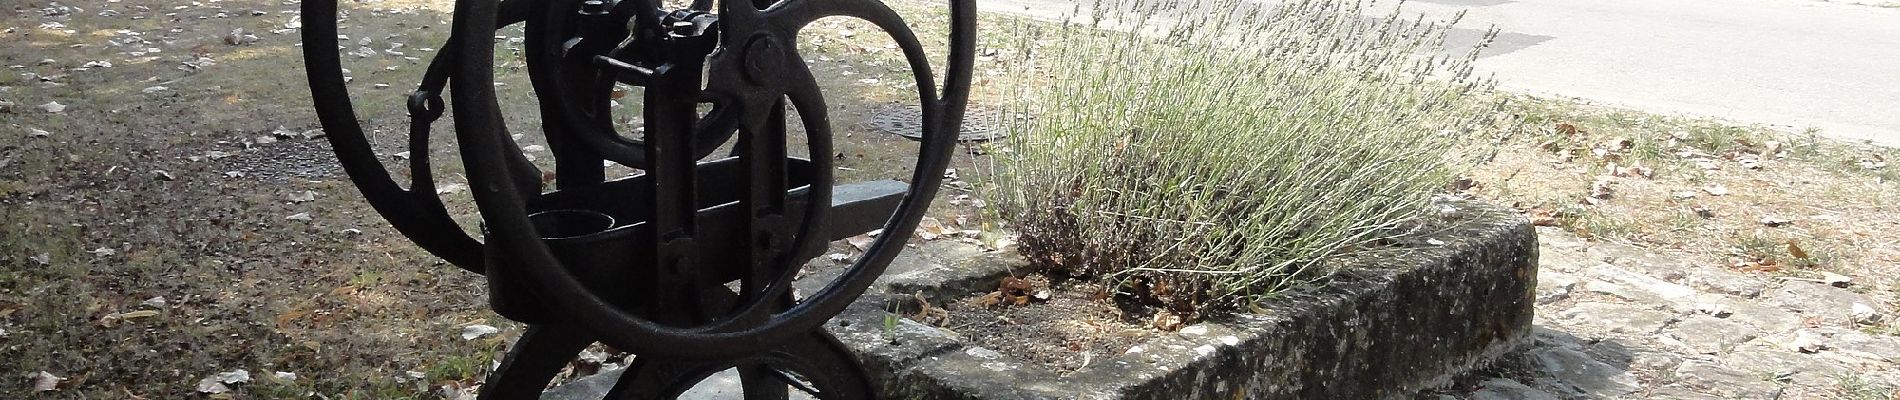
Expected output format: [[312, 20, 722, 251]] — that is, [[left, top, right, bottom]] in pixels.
[[986, 0, 1502, 315]]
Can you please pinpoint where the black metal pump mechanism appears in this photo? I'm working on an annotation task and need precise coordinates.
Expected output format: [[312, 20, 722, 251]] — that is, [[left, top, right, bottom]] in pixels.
[[300, 0, 974, 396]]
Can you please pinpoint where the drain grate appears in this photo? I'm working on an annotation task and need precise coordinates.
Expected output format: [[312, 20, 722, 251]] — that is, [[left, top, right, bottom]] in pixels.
[[866, 103, 1004, 142]]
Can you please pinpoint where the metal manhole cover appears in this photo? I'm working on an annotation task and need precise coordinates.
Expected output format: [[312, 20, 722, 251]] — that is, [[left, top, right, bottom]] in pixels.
[[867, 104, 1005, 142]]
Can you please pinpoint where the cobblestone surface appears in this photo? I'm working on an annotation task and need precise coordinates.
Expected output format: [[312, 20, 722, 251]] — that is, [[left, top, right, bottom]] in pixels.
[[1422, 227, 1899, 399]]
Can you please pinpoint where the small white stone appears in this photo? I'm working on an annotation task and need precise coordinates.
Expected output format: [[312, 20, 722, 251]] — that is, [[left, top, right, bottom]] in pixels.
[[1193, 344, 1216, 357], [1786, 330, 1825, 353], [460, 324, 499, 340], [1851, 303, 1879, 323], [964, 347, 1003, 360], [1219, 336, 1240, 346], [1179, 325, 1208, 335], [285, 212, 312, 221], [286, 190, 318, 203]]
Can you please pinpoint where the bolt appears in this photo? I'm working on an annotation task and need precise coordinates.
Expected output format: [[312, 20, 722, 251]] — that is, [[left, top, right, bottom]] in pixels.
[[742, 35, 782, 85]]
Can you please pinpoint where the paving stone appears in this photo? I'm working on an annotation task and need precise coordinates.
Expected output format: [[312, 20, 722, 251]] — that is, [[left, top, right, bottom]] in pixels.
[[1672, 360, 1785, 398], [1678, 268, 1767, 298], [1582, 340, 1636, 367], [1584, 246, 1693, 280], [1538, 270, 1579, 305], [1528, 346, 1640, 397], [1719, 345, 1853, 383], [1763, 282, 1886, 326], [1628, 351, 1682, 372], [1808, 327, 1900, 365], [1663, 315, 1757, 355], [1584, 265, 1696, 307], [1529, 326, 1588, 349], [1469, 379, 1559, 400], [1583, 243, 1766, 298], [1536, 228, 1594, 275], [1644, 386, 1727, 400], [1685, 294, 1802, 334], [1556, 302, 1675, 335]]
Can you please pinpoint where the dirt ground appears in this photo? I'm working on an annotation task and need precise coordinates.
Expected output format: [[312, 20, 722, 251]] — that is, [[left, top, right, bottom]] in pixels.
[[0, 0, 995, 397], [1478, 96, 1900, 304]]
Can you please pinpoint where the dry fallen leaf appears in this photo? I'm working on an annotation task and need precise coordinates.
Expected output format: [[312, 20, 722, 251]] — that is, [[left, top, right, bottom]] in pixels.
[[1732, 259, 1780, 273], [998, 277, 1034, 306], [1555, 123, 1579, 136], [1589, 177, 1615, 200], [29, 371, 63, 392], [911, 291, 949, 326], [1152, 311, 1184, 331], [846, 234, 874, 251], [916, 217, 945, 241], [974, 291, 1002, 307], [1526, 208, 1559, 226], [1787, 241, 1809, 259]]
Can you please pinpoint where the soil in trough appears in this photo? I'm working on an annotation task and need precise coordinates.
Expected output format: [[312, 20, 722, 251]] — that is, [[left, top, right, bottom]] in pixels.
[[920, 274, 1159, 374]]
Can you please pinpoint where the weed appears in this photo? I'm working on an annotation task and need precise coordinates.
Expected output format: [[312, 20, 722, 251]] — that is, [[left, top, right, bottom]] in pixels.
[[426, 351, 496, 383], [1836, 373, 1896, 400]]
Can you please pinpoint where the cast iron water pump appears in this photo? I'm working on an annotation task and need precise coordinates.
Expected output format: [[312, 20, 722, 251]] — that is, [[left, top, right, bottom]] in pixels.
[[300, 0, 974, 397]]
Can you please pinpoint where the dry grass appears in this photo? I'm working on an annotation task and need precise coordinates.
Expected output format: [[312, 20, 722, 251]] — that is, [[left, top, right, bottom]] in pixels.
[[1470, 95, 1900, 305]]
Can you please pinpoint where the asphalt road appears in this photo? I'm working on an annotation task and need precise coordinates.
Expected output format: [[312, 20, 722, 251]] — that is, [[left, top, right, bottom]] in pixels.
[[978, 0, 1900, 146]]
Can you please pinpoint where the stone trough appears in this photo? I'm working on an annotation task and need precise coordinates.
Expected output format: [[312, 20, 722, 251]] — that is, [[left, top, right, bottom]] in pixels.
[[549, 201, 1538, 399]]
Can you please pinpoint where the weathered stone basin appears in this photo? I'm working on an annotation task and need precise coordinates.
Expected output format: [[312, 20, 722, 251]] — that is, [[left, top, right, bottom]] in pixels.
[[838, 200, 1535, 399], [547, 200, 1537, 399]]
